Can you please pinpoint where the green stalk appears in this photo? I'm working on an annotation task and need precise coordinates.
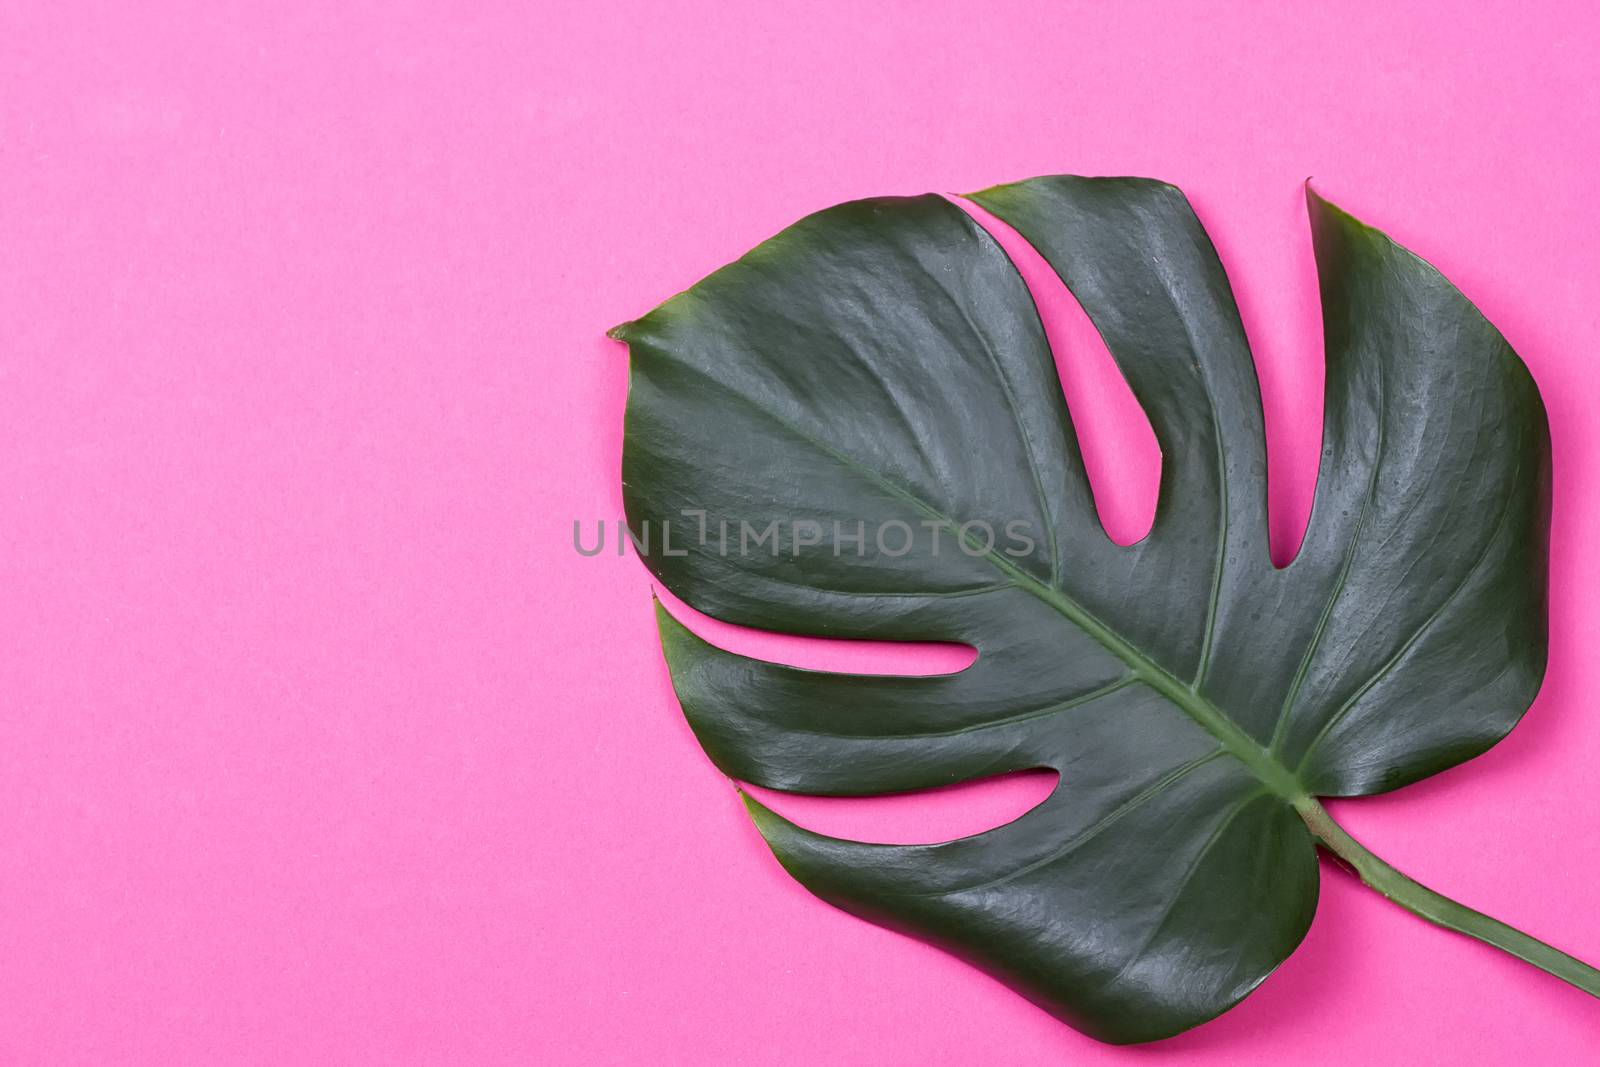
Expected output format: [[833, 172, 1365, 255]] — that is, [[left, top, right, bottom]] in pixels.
[[997, 542, 1597, 997], [1295, 797, 1600, 997]]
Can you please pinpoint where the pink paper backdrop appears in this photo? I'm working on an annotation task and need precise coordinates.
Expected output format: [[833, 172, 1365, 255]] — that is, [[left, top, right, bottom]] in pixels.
[[3, 1, 1597, 1062]]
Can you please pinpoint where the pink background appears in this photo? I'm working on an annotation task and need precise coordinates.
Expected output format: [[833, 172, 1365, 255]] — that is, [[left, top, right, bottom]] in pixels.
[[3, 1, 1597, 1062]]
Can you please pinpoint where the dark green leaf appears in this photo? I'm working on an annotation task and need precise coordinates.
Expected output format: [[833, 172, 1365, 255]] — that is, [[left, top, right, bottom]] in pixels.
[[610, 176, 1551, 1043]]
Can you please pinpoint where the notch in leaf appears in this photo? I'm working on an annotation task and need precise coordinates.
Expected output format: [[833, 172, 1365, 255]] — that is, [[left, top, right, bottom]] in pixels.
[[610, 175, 1598, 1043]]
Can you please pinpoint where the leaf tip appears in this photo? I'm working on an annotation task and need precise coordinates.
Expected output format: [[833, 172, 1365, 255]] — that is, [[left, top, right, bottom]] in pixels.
[[959, 178, 1028, 211], [735, 787, 786, 841], [1303, 177, 1337, 215], [1302, 181, 1372, 237], [652, 597, 710, 674], [651, 593, 679, 636]]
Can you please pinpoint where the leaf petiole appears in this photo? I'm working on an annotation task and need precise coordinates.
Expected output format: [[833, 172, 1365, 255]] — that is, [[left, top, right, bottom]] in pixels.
[[1294, 796, 1600, 997]]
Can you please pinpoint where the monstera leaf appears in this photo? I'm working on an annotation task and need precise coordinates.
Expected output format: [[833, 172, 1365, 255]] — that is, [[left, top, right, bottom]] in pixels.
[[609, 176, 1599, 1043]]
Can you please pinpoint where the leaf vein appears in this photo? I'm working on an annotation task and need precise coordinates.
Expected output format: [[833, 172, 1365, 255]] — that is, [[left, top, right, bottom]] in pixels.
[[1294, 458, 1524, 772], [896, 749, 1227, 899]]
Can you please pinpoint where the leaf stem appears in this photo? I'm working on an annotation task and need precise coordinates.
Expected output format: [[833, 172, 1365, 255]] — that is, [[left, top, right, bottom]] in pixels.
[[1295, 796, 1600, 997], [943, 511, 1596, 998]]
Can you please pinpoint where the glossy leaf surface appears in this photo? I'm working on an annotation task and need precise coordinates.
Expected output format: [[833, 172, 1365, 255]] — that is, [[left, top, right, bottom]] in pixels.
[[611, 176, 1550, 1043]]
